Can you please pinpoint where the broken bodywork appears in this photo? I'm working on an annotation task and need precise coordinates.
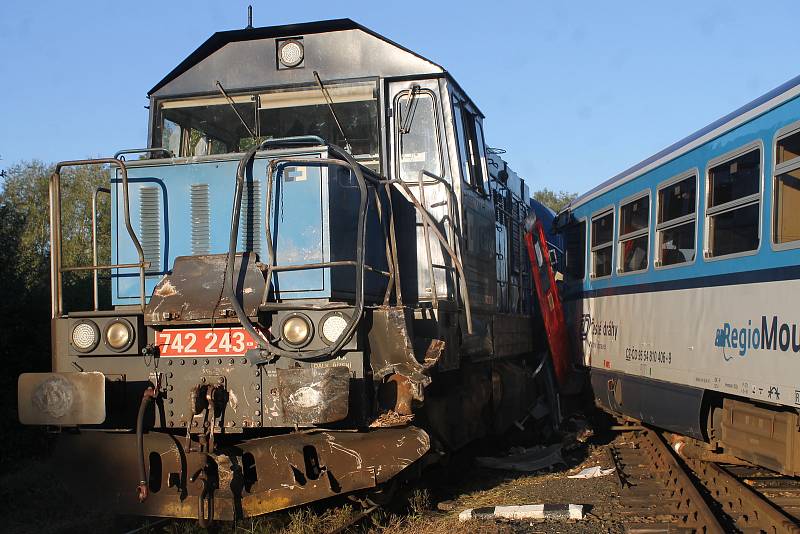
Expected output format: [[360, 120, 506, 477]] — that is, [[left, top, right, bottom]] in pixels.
[[59, 426, 429, 520]]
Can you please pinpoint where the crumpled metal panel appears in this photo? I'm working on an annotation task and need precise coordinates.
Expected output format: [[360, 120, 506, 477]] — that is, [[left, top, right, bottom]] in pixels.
[[145, 253, 265, 326], [55, 426, 430, 520], [277, 366, 350, 425], [18, 372, 106, 425], [367, 306, 439, 402]]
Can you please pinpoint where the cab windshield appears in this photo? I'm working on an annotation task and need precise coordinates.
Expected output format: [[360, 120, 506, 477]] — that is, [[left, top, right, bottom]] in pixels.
[[157, 80, 380, 171]]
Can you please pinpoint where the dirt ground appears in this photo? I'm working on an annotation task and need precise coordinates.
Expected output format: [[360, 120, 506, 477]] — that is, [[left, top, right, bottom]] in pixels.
[[4, 412, 641, 534]]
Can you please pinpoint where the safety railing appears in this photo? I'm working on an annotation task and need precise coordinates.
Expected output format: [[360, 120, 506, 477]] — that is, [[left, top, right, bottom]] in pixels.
[[50, 158, 149, 317], [390, 174, 472, 334], [114, 148, 174, 161], [228, 137, 380, 362], [227, 137, 473, 365]]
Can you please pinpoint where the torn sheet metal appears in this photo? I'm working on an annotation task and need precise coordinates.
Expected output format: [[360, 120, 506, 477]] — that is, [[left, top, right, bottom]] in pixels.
[[145, 253, 265, 326], [475, 443, 564, 473], [368, 306, 442, 403]]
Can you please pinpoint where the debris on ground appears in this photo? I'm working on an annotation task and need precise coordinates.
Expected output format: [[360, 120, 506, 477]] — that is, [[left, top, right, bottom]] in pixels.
[[561, 416, 595, 451], [567, 465, 616, 479], [475, 443, 565, 473], [458, 503, 586, 522]]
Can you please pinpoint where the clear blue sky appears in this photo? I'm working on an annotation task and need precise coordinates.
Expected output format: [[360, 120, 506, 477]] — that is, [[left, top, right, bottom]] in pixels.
[[2, 0, 800, 195]]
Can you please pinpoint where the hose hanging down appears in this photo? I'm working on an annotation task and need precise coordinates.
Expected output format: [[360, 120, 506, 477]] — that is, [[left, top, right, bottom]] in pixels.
[[136, 386, 157, 502]]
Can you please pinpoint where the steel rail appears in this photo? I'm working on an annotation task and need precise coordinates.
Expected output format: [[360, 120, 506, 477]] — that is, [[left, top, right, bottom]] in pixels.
[[685, 458, 800, 533], [636, 428, 725, 533]]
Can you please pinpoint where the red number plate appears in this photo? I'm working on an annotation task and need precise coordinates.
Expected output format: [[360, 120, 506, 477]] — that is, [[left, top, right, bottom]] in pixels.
[[155, 327, 258, 356]]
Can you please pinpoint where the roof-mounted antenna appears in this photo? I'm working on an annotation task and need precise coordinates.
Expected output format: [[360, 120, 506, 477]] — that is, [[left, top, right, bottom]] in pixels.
[[246, 5, 253, 29]]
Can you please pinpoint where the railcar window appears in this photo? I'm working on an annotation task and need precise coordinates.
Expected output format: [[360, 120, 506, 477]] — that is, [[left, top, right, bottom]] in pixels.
[[395, 90, 441, 181], [590, 211, 614, 278], [618, 195, 649, 273], [774, 130, 800, 245], [656, 175, 696, 266], [777, 131, 800, 164], [564, 221, 586, 281], [706, 148, 760, 257]]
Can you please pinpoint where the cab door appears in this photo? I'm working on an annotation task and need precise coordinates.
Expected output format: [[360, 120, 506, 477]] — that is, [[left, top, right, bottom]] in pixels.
[[387, 80, 455, 304], [451, 95, 497, 355]]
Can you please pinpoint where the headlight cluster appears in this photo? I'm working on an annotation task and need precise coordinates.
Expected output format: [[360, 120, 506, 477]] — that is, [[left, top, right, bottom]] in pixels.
[[70, 318, 135, 353], [279, 311, 351, 348]]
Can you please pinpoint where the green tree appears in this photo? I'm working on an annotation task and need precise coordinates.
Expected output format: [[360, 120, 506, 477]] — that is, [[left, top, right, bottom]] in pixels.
[[0, 160, 111, 301], [532, 188, 578, 213]]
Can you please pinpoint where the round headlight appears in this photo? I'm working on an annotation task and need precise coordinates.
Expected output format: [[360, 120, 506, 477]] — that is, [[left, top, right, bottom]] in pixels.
[[278, 39, 304, 68], [320, 312, 349, 345], [104, 319, 134, 352], [282, 314, 312, 347], [71, 320, 99, 352]]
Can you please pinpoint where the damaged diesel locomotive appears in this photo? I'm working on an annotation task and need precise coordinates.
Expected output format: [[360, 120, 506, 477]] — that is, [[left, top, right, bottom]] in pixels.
[[18, 19, 547, 522]]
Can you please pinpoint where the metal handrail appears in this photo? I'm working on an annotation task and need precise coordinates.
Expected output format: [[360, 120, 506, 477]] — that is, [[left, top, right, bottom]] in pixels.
[[114, 148, 174, 160], [50, 158, 148, 317], [227, 138, 375, 363], [390, 176, 472, 334]]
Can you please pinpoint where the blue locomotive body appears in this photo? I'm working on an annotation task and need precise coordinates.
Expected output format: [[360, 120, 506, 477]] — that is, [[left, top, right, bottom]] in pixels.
[[18, 19, 545, 522]]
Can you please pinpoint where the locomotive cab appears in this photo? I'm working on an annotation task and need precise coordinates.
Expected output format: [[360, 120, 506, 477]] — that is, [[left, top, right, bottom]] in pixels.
[[19, 19, 545, 522]]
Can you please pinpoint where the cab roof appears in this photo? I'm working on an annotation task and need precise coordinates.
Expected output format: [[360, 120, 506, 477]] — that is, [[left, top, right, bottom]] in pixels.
[[148, 18, 482, 116]]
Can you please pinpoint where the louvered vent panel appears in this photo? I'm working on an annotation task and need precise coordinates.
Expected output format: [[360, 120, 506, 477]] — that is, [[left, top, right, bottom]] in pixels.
[[239, 179, 262, 257], [190, 183, 210, 255], [139, 186, 161, 273]]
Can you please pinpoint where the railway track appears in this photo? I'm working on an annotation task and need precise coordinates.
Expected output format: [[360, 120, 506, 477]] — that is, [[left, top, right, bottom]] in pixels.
[[607, 427, 724, 532], [609, 425, 800, 533]]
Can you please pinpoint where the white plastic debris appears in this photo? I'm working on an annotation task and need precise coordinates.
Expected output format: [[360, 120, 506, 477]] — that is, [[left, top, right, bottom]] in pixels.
[[458, 504, 585, 522], [567, 465, 615, 479]]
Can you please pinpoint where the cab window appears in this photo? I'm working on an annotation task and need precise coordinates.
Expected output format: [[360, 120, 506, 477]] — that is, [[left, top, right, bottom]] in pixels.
[[155, 80, 381, 171], [454, 101, 486, 192], [394, 88, 441, 181]]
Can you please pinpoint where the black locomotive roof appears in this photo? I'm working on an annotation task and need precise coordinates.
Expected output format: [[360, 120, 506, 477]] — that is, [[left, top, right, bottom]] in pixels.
[[148, 18, 447, 97]]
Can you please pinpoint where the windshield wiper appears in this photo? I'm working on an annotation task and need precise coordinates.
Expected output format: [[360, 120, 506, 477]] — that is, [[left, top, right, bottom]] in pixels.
[[399, 84, 420, 134], [313, 70, 352, 154], [215, 80, 256, 139]]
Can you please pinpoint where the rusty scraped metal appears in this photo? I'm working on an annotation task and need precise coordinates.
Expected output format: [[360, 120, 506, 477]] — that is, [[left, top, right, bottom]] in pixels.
[[145, 253, 265, 326], [277, 366, 350, 425], [367, 306, 443, 403], [54, 426, 430, 520]]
